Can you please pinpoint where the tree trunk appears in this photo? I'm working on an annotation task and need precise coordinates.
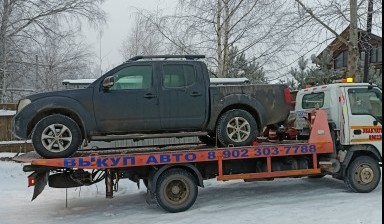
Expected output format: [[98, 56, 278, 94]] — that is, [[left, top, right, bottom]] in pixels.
[[347, 0, 360, 82], [1, 0, 11, 103], [222, 0, 230, 78], [216, 0, 224, 77]]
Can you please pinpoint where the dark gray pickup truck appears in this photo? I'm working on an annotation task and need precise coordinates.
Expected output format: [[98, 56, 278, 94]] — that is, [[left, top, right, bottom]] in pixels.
[[14, 55, 291, 158]]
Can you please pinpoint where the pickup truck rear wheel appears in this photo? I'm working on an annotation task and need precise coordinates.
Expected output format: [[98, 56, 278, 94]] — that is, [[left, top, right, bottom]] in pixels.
[[216, 109, 257, 147], [31, 115, 82, 158]]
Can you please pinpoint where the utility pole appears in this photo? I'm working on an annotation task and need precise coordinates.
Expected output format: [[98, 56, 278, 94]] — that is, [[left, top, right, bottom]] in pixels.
[[363, 0, 374, 82], [347, 0, 359, 82]]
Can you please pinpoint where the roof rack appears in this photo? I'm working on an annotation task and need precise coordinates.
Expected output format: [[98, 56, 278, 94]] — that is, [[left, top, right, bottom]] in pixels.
[[128, 55, 206, 61]]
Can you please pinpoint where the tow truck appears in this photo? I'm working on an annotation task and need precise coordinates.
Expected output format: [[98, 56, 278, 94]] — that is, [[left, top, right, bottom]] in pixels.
[[14, 81, 382, 213]]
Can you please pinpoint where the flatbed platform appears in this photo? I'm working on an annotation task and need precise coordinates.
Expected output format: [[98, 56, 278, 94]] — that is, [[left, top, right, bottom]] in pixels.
[[17, 110, 352, 213]]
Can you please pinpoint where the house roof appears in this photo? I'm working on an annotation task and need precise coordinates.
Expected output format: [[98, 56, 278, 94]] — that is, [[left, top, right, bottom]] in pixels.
[[317, 26, 382, 59]]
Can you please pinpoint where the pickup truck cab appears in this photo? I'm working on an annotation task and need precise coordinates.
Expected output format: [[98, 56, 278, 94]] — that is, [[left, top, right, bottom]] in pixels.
[[14, 55, 291, 158]]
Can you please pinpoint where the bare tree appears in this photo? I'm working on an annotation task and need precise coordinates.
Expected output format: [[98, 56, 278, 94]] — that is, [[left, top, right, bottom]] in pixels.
[[120, 13, 164, 60], [136, 0, 302, 78], [30, 32, 93, 91], [179, 0, 299, 77], [0, 0, 105, 102]]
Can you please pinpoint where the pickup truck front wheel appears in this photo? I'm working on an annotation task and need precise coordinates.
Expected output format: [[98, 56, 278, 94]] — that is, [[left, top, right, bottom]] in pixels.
[[216, 109, 257, 147], [31, 115, 82, 158]]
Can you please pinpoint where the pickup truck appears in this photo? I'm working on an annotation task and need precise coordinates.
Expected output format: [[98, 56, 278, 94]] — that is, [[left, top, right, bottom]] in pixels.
[[13, 55, 291, 158]]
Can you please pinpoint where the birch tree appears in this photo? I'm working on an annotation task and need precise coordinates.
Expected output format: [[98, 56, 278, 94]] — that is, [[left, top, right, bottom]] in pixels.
[[137, 0, 300, 78], [179, 0, 298, 77]]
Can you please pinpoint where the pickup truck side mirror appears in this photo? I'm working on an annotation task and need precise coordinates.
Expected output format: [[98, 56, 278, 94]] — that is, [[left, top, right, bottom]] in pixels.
[[102, 76, 115, 89]]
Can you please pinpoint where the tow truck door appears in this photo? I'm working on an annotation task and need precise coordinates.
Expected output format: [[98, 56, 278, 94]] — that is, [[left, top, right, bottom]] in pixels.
[[341, 86, 382, 153]]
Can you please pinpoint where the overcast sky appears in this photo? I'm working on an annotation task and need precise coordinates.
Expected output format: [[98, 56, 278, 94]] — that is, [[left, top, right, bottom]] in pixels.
[[84, 0, 382, 79], [83, 0, 178, 73]]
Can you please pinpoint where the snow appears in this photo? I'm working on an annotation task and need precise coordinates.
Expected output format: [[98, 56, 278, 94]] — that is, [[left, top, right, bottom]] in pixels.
[[0, 152, 18, 158], [0, 154, 381, 224], [62, 79, 97, 84], [0, 140, 31, 145], [210, 78, 249, 84], [0, 109, 16, 116]]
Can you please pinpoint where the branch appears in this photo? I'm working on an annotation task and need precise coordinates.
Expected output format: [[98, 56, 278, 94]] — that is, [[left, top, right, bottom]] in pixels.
[[294, 0, 351, 47]]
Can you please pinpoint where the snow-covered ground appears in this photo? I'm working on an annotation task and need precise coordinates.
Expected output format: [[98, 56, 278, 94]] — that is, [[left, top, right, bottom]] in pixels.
[[0, 140, 31, 145], [0, 153, 382, 224], [0, 109, 16, 116]]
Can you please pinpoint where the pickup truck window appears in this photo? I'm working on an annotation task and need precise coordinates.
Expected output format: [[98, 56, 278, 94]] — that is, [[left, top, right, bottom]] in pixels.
[[111, 65, 152, 90], [163, 64, 196, 88], [302, 92, 325, 109]]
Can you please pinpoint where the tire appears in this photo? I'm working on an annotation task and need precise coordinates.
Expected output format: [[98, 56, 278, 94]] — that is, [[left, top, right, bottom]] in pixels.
[[216, 109, 258, 147], [345, 156, 381, 193], [31, 115, 82, 158], [198, 135, 216, 146], [155, 168, 198, 213]]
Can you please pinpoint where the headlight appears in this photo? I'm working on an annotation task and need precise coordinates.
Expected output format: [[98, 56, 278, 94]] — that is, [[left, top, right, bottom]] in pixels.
[[17, 99, 31, 112]]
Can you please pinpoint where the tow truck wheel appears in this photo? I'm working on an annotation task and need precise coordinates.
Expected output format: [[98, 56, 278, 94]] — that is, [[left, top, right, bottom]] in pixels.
[[155, 168, 198, 213], [32, 115, 82, 158], [216, 109, 257, 147], [345, 156, 381, 193]]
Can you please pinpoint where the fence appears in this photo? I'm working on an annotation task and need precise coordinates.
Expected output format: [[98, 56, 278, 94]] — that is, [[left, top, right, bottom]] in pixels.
[[0, 116, 15, 141], [0, 103, 34, 153], [0, 104, 17, 141]]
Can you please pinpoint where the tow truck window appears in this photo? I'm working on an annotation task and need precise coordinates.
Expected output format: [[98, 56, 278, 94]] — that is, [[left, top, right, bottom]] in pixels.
[[302, 92, 325, 109], [348, 88, 382, 119]]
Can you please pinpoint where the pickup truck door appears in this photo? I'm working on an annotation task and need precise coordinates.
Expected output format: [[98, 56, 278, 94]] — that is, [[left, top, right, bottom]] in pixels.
[[93, 64, 161, 133], [159, 62, 207, 130], [342, 86, 382, 151]]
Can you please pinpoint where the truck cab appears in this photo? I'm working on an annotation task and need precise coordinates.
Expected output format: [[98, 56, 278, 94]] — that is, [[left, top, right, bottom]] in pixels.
[[295, 82, 382, 158]]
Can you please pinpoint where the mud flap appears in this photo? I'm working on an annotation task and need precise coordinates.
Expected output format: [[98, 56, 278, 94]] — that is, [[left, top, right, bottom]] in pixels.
[[29, 171, 49, 201]]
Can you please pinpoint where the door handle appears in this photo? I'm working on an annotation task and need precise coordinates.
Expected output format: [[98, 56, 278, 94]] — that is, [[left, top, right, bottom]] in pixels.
[[190, 92, 202, 97], [144, 93, 157, 99]]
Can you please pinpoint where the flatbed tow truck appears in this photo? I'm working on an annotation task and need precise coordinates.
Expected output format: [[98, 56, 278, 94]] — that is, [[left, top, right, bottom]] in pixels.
[[13, 109, 382, 213]]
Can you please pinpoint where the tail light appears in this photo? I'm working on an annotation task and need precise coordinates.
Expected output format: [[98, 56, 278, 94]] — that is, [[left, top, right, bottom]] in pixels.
[[28, 173, 37, 187], [284, 87, 292, 105]]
